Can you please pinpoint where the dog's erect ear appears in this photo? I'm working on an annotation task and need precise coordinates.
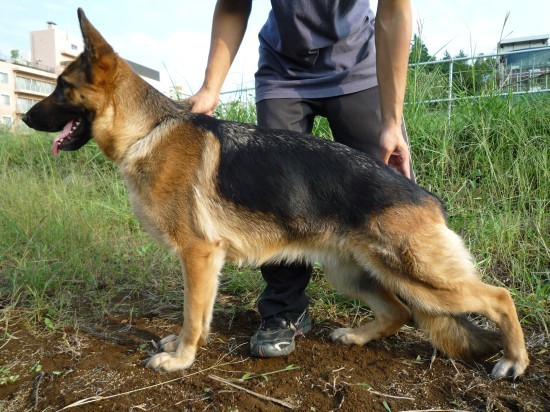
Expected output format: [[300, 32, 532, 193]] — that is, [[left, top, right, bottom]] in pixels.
[[77, 8, 114, 61]]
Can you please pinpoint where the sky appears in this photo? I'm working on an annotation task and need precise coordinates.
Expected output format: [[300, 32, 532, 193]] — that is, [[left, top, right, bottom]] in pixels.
[[1, 0, 548, 96]]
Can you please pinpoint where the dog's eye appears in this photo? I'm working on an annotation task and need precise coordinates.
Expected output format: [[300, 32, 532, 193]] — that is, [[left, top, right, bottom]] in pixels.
[[58, 77, 74, 89]]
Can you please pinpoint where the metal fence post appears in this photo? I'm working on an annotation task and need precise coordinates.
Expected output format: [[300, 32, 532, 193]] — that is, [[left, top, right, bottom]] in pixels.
[[447, 58, 453, 124]]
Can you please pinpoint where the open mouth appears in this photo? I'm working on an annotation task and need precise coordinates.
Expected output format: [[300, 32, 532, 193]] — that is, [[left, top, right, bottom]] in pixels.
[[52, 119, 87, 156]]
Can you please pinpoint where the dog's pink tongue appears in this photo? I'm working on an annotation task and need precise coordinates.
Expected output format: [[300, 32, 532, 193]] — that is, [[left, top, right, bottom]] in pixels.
[[52, 120, 74, 157]]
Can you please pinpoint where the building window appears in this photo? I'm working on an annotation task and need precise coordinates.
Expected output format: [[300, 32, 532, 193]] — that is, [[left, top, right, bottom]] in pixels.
[[71, 44, 78, 50], [15, 76, 55, 95], [1, 94, 10, 106], [17, 97, 40, 112], [2, 116, 12, 126], [0, 72, 8, 84]]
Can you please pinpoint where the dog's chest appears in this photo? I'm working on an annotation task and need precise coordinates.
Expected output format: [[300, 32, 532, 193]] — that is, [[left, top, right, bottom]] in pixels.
[[122, 172, 172, 247]]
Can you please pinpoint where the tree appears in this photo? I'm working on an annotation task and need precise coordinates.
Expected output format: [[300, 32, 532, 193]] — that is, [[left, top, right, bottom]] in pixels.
[[409, 34, 432, 65], [440, 50, 473, 94], [473, 55, 497, 91], [10, 49, 20, 62], [440, 50, 497, 95]]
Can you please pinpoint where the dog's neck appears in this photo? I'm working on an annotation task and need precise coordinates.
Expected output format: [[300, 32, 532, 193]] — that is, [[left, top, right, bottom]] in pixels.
[[92, 62, 183, 162]]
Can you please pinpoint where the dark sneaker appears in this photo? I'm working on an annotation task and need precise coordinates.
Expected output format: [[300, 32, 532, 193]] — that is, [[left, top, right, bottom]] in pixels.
[[250, 309, 312, 357]]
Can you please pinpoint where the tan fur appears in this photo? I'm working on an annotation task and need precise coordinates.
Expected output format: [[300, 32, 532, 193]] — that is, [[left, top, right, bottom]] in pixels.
[[26, 9, 529, 378], [345, 201, 528, 375]]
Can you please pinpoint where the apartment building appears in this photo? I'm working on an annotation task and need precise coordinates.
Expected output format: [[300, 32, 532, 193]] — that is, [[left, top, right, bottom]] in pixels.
[[0, 59, 56, 128], [1, 22, 160, 129]]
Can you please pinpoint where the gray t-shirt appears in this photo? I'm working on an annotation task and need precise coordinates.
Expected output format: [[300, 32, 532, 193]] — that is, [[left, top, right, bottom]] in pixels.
[[255, 0, 377, 102]]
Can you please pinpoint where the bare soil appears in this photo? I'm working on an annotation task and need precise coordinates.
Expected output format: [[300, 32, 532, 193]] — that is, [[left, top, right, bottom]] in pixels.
[[1, 302, 548, 412]]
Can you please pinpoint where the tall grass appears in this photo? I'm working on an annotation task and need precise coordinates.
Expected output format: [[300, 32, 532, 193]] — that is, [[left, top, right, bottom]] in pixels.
[[0, 132, 180, 326], [0, 83, 548, 334], [407, 93, 549, 329]]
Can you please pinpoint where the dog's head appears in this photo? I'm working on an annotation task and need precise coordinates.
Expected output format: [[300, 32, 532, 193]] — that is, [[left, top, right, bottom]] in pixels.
[[22, 8, 119, 156]]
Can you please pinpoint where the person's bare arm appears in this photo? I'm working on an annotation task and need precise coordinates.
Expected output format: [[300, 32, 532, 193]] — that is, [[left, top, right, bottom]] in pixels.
[[188, 0, 252, 115], [375, 0, 412, 178]]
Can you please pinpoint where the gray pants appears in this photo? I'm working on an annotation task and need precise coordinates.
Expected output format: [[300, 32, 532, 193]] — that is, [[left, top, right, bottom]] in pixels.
[[256, 86, 414, 319]]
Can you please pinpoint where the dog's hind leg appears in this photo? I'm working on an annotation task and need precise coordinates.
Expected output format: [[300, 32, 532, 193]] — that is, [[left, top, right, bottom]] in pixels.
[[146, 239, 225, 372], [414, 279, 529, 378], [360, 217, 529, 378], [324, 262, 411, 345]]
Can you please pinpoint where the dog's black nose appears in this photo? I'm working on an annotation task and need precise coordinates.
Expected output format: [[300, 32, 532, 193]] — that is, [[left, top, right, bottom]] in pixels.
[[21, 113, 30, 125]]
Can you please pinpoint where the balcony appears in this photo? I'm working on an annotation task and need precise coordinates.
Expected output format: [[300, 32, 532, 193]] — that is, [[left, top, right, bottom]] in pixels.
[[8, 60, 55, 74], [14, 76, 55, 98]]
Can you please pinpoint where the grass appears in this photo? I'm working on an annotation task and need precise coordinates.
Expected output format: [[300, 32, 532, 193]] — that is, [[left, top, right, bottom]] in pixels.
[[407, 92, 549, 331], [0, 88, 548, 338], [0, 131, 181, 328]]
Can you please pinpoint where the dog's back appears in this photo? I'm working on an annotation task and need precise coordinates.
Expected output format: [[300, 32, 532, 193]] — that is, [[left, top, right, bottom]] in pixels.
[[192, 114, 441, 229]]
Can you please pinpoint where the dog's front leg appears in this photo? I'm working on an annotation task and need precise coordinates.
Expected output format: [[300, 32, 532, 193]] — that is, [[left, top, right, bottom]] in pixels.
[[146, 240, 225, 372]]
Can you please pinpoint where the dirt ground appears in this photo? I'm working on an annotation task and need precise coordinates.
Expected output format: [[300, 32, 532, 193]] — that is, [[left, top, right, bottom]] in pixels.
[[1, 301, 548, 412]]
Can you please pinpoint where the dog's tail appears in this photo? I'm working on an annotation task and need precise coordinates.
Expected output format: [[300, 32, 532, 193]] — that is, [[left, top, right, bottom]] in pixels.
[[413, 310, 501, 359]]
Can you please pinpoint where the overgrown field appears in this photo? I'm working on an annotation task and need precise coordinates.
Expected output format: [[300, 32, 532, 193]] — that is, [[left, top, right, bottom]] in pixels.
[[1, 89, 549, 411], [0, 92, 547, 338]]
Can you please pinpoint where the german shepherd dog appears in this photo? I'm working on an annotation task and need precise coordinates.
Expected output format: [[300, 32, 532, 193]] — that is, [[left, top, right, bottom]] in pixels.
[[23, 9, 529, 378]]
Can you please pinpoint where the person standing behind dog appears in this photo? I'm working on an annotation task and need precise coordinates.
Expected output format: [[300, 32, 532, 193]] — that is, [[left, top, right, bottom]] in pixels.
[[188, 0, 413, 358]]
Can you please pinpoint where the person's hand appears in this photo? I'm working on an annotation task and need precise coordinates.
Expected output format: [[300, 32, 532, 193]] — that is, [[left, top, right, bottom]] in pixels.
[[379, 124, 411, 179], [187, 86, 220, 116]]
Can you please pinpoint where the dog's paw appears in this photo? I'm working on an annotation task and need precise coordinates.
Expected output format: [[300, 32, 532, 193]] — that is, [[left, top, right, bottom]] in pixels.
[[491, 356, 529, 379], [330, 328, 363, 345], [158, 335, 178, 352], [145, 351, 195, 372]]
